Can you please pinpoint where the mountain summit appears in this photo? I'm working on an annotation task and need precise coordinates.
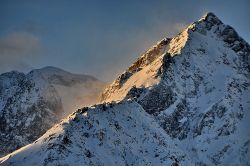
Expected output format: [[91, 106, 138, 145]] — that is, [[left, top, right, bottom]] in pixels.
[[101, 12, 249, 103], [1, 13, 249, 166]]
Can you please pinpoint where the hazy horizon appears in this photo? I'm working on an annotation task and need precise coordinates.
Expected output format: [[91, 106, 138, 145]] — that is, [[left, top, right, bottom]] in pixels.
[[1, 0, 249, 81]]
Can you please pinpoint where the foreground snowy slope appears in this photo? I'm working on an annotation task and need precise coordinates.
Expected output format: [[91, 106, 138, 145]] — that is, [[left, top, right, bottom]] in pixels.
[[0, 101, 192, 166], [0, 67, 105, 157], [0, 13, 249, 165]]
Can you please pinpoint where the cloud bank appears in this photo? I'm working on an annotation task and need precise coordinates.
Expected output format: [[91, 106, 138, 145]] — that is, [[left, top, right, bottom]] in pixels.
[[0, 32, 41, 73]]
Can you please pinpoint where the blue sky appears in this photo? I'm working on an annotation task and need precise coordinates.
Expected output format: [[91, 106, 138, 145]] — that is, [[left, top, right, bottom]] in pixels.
[[0, 0, 249, 81]]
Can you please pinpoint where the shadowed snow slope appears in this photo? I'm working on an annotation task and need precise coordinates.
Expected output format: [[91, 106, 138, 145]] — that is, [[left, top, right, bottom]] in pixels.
[[0, 101, 192, 166], [0, 66, 105, 157]]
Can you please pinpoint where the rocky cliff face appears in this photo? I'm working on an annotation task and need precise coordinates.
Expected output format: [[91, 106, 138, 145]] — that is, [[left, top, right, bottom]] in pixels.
[[0, 67, 105, 157], [0, 13, 249, 166]]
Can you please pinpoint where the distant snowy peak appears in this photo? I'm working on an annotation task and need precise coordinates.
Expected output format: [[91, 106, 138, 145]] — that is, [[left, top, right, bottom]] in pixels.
[[0, 67, 105, 157], [29, 66, 99, 85]]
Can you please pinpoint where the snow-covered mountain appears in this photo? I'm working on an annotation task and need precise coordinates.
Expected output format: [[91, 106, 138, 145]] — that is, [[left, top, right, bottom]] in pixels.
[[1, 13, 249, 165], [0, 66, 105, 157], [101, 13, 250, 165]]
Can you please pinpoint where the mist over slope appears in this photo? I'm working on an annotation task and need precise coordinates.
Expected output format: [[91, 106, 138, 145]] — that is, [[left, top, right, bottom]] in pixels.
[[1, 13, 250, 166], [0, 66, 105, 157]]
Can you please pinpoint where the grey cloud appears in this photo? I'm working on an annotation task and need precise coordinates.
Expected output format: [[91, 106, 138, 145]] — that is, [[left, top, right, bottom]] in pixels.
[[0, 32, 40, 55], [0, 32, 41, 73]]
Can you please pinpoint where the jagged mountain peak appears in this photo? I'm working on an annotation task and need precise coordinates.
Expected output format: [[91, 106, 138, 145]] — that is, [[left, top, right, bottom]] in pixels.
[[102, 13, 235, 102], [98, 13, 250, 165], [198, 12, 222, 25], [99, 12, 250, 165], [101, 11, 250, 115], [195, 12, 223, 25], [187, 12, 223, 32]]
